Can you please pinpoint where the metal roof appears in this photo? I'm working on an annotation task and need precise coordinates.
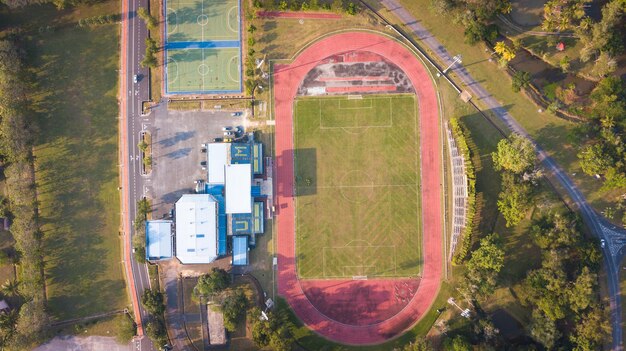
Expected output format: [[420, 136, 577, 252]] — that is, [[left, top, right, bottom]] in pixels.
[[232, 236, 248, 266], [225, 164, 251, 214], [146, 220, 173, 260], [175, 194, 218, 264], [207, 143, 229, 184]]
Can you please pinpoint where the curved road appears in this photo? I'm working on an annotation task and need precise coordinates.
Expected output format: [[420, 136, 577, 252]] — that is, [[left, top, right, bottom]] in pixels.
[[378, 0, 626, 349]]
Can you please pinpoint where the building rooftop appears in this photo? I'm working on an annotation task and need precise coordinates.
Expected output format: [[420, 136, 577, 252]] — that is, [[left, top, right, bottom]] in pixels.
[[232, 236, 249, 266], [207, 143, 229, 184], [175, 194, 218, 264], [225, 164, 251, 214], [146, 220, 173, 260]]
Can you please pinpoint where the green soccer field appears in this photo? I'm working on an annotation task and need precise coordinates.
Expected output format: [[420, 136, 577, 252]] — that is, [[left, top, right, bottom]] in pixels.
[[294, 94, 422, 279], [166, 0, 239, 42], [166, 48, 241, 93]]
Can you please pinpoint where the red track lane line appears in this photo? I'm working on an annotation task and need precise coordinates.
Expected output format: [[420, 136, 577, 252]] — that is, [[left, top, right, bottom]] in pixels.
[[257, 10, 342, 19], [273, 32, 442, 345], [120, 0, 144, 336]]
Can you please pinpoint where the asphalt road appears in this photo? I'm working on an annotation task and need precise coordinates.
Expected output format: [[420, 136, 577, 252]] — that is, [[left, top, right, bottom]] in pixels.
[[378, 0, 625, 349], [122, 0, 156, 349]]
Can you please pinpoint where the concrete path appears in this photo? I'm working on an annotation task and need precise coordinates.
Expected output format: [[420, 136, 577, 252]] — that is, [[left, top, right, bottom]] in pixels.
[[378, 0, 625, 349]]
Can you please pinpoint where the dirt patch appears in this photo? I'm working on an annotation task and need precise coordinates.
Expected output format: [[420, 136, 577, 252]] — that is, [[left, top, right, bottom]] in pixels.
[[297, 51, 415, 96]]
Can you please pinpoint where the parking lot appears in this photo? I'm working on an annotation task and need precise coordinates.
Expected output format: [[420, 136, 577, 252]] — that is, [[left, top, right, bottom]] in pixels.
[[147, 104, 244, 217]]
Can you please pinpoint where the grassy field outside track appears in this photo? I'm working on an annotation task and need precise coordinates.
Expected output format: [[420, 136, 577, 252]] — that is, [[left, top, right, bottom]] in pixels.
[[294, 94, 421, 279], [10, 1, 129, 321]]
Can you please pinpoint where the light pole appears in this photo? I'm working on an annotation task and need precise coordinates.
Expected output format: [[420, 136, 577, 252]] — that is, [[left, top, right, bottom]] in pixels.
[[437, 54, 462, 77]]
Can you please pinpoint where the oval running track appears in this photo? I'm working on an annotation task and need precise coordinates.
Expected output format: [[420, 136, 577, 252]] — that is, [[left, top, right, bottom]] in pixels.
[[273, 31, 442, 345]]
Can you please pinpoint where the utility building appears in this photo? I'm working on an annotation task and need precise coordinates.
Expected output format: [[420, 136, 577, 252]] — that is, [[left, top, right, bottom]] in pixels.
[[175, 194, 219, 264]]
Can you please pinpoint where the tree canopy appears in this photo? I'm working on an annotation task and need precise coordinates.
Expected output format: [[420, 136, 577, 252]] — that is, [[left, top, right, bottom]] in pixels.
[[461, 234, 505, 298], [492, 134, 536, 174], [141, 289, 165, 316], [220, 289, 248, 332], [194, 268, 230, 298]]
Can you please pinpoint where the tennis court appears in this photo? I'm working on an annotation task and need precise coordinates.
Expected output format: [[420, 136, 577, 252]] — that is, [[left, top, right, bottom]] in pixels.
[[164, 0, 242, 94]]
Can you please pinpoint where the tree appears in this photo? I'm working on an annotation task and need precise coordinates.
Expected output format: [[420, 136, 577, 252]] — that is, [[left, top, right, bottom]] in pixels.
[[194, 268, 230, 298], [143, 155, 153, 167], [138, 140, 148, 152], [559, 55, 571, 72], [116, 314, 137, 343], [577, 144, 612, 176], [570, 307, 610, 350], [494, 41, 516, 65], [137, 7, 158, 31], [247, 24, 257, 34], [492, 134, 536, 174], [462, 234, 504, 298], [346, 2, 357, 15], [511, 70, 530, 92], [331, 0, 343, 12], [1, 280, 19, 297], [497, 172, 531, 227], [567, 266, 596, 313], [401, 339, 433, 351], [444, 335, 471, 351], [145, 318, 168, 347], [530, 309, 560, 349], [220, 289, 248, 332], [141, 289, 165, 315], [250, 307, 295, 351], [542, 0, 590, 32]]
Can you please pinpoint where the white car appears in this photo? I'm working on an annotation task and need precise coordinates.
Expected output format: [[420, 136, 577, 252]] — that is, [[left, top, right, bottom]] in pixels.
[[223, 131, 234, 137], [601, 239, 606, 249], [230, 111, 243, 117], [133, 75, 138, 83]]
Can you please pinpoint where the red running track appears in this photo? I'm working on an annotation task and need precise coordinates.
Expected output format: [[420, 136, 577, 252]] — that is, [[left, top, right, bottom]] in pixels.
[[274, 32, 442, 345]]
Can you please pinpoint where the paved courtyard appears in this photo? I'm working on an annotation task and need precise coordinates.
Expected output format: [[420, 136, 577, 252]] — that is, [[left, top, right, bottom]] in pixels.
[[146, 104, 244, 216]]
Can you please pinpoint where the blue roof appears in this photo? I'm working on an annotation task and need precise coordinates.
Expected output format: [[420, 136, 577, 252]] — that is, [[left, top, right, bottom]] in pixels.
[[230, 144, 251, 164], [146, 220, 173, 260], [231, 202, 264, 235], [232, 236, 248, 266]]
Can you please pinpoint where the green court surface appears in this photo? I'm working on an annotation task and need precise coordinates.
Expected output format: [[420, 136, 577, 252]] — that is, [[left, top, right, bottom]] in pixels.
[[166, 0, 239, 42], [294, 94, 422, 279], [166, 48, 241, 93]]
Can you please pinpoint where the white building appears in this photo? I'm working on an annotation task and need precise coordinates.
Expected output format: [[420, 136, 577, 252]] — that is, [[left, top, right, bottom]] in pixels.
[[175, 194, 219, 264]]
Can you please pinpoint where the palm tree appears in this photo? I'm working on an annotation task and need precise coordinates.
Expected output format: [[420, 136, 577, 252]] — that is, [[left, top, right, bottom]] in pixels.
[[1, 280, 19, 298]]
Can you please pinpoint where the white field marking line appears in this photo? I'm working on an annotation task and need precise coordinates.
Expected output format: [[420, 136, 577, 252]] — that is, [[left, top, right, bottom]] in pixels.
[[166, 8, 178, 35], [317, 96, 393, 129], [227, 54, 239, 83], [227, 5, 239, 33], [338, 98, 373, 109], [201, 49, 205, 90]]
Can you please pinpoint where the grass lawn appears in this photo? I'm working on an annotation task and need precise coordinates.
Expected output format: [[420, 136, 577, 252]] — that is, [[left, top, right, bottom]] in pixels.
[[370, 0, 621, 215], [294, 94, 421, 279], [8, 2, 128, 321]]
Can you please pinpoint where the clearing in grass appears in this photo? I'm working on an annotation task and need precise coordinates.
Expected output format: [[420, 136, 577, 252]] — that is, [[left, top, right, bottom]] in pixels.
[[294, 94, 421, 279]]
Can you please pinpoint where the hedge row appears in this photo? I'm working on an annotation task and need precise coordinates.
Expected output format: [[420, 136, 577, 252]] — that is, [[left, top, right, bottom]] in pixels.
[[449, 118, 477, 265]]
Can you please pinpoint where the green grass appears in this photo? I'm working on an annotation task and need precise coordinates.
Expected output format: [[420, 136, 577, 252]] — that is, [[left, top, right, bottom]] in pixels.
[[166, 47, 241, 93], [166, 0, 239, 42], [25, 14, 127, 320], [294, 94, 421, 279], [373, 0, 622, 214]]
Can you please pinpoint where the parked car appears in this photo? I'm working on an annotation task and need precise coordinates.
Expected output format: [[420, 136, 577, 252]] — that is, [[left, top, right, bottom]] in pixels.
[[223, 138, 233, 142], [201, 147, 207, 153], [200, 161, 207, 170], [213, 137, 223, 142], [201, 143, 208, 148], [601, 239, 606, 248], [230, 111, 243, 117], [133, 74, 138, 83], [224, 131, 234, 137], [194, 179, 205, 193], [222, 126, 234, 132]]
